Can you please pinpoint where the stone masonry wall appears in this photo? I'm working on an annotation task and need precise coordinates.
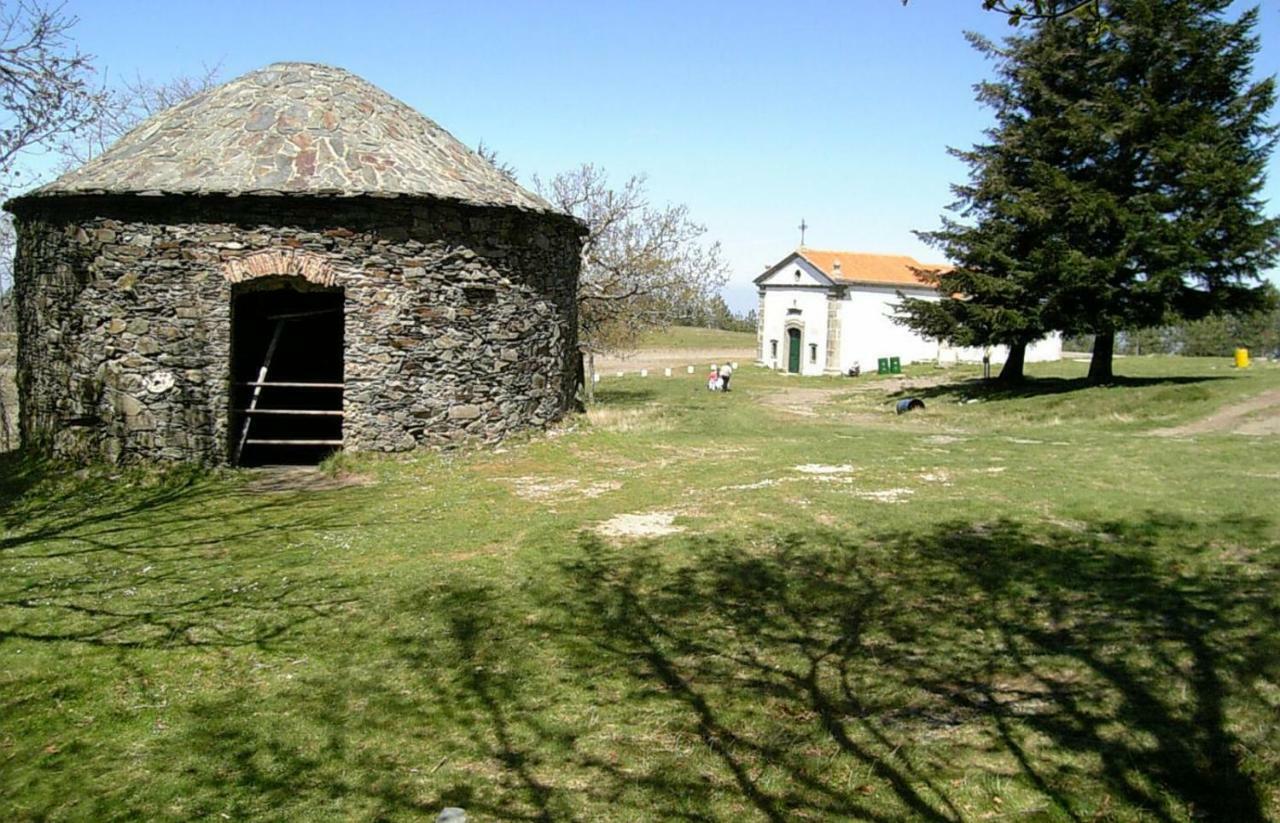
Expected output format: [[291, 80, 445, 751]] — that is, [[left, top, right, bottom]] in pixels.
[[10, 195, 583, 463]]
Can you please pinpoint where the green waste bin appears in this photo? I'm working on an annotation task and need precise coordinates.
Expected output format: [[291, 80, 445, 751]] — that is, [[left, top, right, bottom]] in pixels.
[[877, 357, 890, 375], [889, 356, 902, 374]]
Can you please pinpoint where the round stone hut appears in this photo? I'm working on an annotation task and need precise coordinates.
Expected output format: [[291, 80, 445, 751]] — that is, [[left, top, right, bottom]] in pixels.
[[5, 62, 584, 465]]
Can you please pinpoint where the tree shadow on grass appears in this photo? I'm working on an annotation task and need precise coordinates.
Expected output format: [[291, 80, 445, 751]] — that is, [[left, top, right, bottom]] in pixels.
[[0, 455, 363, 649], [15, 507, 1272, 820], [399, 512, 1276, 820], [889, 374, 1226, 404], [540, 514, 1269, 819]]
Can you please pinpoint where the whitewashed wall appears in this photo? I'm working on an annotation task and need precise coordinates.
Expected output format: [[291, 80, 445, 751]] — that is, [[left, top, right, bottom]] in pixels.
[[759, 286, 832, 376], [837, 284, 938, 372], [758, 262, 1062, 374]]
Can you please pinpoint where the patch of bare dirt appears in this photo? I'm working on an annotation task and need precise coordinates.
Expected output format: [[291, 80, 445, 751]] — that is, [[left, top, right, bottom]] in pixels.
[[506, 476, 621, 502], [848, 373, 955, 396], [759, 386, 846, 418], [853, 488, 915, 503], [1152, 387, 1280, 437], [243, 466, 376, 493], [596, 511, 684, 539], [758, 374, 960, 422], [793, 463, 855, 475]]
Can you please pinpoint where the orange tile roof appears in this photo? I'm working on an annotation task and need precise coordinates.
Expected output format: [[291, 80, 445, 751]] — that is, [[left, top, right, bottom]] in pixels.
[[797, 248, 949, 288]]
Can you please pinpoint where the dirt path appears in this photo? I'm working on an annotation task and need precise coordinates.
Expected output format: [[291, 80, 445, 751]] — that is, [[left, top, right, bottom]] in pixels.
[[1152, 387, 1280, 437], [757, 373, 960, 420], [758, 386, 844, 418]]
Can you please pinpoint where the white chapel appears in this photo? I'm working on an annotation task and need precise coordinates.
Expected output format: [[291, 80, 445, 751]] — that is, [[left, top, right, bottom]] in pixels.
[[755, 248, 1062, 376]]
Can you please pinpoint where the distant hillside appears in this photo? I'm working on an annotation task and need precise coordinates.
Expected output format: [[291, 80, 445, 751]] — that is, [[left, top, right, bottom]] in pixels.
[[634, 325, 756, 350]]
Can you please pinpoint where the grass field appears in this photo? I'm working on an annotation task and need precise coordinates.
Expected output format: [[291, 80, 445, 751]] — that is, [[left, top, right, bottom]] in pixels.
[[633, 325, 756, 350], [2, 356, 1279, 821]]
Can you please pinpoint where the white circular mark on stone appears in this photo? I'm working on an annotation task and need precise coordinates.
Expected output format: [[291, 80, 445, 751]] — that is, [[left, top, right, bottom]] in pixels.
[[145, 370, 176, 394]]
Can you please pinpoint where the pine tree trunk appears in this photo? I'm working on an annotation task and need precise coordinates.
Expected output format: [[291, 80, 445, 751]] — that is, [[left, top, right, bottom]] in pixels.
[[997, 342, 1027, 383], [1089, 332, 1115, 383], [583, 350, 596, 405]]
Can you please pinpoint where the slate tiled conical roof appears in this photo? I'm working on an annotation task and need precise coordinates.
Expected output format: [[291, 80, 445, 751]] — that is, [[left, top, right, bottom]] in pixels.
[[24, 62, 555, 212]]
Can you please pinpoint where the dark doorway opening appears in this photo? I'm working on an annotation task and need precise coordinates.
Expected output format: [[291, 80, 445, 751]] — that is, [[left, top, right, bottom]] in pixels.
[[230, 278, 344, 466]]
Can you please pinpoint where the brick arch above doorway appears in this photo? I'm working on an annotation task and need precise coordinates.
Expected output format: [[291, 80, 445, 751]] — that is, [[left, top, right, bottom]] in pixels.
[[222, 249, 338, 287]]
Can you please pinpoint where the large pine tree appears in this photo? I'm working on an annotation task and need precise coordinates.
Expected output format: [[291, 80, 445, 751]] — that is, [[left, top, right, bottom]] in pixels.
[[896, 31, 1059, 383], [902, 0, 1278, 383]]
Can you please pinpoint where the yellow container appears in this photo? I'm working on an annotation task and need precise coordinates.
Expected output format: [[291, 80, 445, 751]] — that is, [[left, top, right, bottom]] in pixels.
[[1235, 348, 1250, 368]]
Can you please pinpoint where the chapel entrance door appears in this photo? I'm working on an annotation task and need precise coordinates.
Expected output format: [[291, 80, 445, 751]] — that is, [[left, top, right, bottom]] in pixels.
[[787, 328, 801, 374]]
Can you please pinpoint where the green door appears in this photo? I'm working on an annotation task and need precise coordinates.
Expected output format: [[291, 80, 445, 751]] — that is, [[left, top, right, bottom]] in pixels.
[[787, 328, 801, 374]]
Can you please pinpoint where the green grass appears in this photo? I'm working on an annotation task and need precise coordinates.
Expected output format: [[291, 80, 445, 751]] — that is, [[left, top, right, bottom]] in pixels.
[[634, 324, 756, 349], [2, 356, 1279, 821]]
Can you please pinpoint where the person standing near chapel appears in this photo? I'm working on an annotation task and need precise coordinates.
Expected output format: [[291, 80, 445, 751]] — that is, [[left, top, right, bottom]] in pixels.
[[720, 361, 733, 392]]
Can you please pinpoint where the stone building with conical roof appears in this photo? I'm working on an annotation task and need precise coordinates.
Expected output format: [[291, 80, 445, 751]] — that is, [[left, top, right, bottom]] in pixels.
[[5, 62, 585, 464]]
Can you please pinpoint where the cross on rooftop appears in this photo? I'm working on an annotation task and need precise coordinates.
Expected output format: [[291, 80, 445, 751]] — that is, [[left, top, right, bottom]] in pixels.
[[798, 218, 808, 246]]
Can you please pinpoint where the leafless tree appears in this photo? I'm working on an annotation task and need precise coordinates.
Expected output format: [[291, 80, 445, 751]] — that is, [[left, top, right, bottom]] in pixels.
[[536, 164, 728, 403], [59, 60, 221, 167], [0, 1, 106, 184], [0, 0, 109, 312]]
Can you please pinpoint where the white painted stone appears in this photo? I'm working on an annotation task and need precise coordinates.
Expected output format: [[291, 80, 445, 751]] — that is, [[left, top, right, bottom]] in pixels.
[[640, 369, 648, 377], [663, 368, 671, 377], [144, 370, 176, 394]]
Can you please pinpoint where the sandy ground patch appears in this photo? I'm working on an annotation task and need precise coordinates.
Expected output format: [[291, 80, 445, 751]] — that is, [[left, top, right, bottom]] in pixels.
[[596, 511, 684, 539], [854, 488, 915, 503], [719, 479, 779, 491], [793, 463, 855, 475], [1151, 387, 1280, 437], [507, 476, 621, 502], [759, 386, 846, 418]]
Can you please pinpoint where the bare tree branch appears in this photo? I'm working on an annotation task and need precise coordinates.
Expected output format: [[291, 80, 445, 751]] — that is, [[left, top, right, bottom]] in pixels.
[[0, 0, 110, 297], [535, 164, 729, 358], [0, 0, 107, 182], [58, 60, 222, 168]]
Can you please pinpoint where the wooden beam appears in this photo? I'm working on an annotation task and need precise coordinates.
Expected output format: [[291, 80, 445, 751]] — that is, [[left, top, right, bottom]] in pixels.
[[239, 409, 345, 414], [233, 319, 285, 464], [236, 381, 344, 389], [244, 439, 344, 446], [265, 308, 343, 321]]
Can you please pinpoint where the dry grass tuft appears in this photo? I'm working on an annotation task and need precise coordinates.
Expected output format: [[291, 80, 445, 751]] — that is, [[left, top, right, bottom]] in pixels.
[[586, 404, 674, 434]]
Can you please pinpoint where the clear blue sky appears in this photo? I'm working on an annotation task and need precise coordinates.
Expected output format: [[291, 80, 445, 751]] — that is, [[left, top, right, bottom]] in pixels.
[[67, 0, 1280, 312]]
